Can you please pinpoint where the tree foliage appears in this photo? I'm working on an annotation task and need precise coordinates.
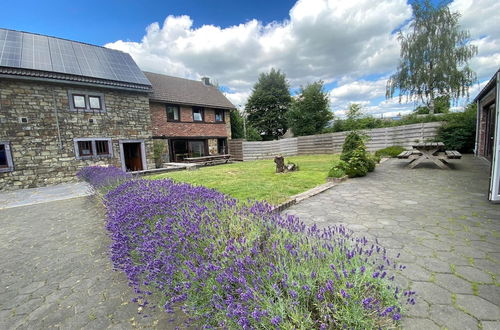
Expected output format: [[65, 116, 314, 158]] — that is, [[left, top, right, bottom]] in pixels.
[[229, 109, 245, 139], [346, 103, 363, 121], [414, 95, 450, 114], [436, 102, 477, 152], [287, 81, 332, 136], [246, 68, 291, 140], [386, 0, 477, 113]]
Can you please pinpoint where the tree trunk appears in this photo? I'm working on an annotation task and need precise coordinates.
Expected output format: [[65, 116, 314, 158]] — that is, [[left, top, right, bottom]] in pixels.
[[274, 156, 285, 173]]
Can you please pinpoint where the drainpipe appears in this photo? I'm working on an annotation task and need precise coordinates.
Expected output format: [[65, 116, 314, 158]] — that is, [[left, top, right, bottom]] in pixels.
[[52, 89, 63, 151], [475, 98, 480, 157]]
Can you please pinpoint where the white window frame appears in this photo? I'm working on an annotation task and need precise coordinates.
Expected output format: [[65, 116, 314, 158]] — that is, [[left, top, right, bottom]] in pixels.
[[68, 90, 106, 112], [74, 138, 113, 160], [0, 141, 14, 173]]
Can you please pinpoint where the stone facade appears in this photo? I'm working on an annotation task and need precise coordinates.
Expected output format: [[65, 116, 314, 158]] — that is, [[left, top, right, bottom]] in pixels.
[[0, 79, 154, 190], [150, 102, 231, 138]]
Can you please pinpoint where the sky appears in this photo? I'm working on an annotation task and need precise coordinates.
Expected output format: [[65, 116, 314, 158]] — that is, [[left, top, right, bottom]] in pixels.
[[2, 0, 499, 118]]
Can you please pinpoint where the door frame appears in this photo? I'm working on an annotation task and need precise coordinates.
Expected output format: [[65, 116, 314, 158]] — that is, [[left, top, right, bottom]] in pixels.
[[119, 139, 147, 172], [489, 72, 500, 202]]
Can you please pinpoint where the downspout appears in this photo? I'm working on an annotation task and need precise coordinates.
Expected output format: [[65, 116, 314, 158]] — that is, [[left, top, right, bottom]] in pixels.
[[52, 89, 63, 151], [475, 97, 480, 157]]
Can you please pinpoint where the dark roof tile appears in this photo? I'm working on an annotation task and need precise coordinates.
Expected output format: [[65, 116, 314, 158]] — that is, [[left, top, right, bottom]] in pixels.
[[144, 71, 235, 109]]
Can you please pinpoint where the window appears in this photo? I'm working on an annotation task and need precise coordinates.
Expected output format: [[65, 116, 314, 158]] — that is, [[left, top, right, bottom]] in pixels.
[[77, 141, 93, 157], [72, 94, 86, 109], [215, 109, 224, 122], [95, 140, 110, 155], [0, 142, 14, 172], [88, 96, 102, 110], [68, 91, 106, 112], [74, 138, 112, 159], [218, 138, 227, 154], [193, 107, 204, 122], [166, 104, 180, 121]]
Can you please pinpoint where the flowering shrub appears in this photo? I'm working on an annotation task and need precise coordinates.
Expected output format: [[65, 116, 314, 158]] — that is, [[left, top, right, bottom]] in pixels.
[[98, 178, 415, 328], [76, 166, 131, 191]]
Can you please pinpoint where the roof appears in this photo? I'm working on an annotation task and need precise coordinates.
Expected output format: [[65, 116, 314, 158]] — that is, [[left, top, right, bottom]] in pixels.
[[144, 71, 235, 109], [0, 28, 151, 91], [474, 68, 500, 102]]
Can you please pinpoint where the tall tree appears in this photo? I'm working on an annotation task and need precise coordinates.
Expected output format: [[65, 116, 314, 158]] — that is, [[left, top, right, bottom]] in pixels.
[[287, 81, 332, 136], [245, 69, 291, 140], [229, 109, 245, 139], [386, 0, 477, 114]]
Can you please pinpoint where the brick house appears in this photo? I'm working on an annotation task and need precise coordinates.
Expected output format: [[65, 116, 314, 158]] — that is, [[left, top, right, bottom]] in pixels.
[[144, 72, 234, 162], [474, 69, 499, 201], [0, 28, 154, 190]]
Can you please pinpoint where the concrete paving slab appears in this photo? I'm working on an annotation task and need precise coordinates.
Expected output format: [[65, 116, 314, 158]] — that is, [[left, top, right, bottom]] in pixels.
[[285, 155, 500, 326], [0, 182, 91, 209]]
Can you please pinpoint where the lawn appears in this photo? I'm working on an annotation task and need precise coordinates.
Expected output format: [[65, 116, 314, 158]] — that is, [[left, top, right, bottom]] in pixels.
[[148, 154, 339, 204]]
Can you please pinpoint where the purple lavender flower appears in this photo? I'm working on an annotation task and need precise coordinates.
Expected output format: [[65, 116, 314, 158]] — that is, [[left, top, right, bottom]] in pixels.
[[81, 168, 415, 328], [271, 316, 281, 326]]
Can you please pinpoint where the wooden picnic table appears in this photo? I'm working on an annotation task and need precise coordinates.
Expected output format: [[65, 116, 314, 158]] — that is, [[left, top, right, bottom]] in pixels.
[[184, 154, 231, 165], [398, 142, 461, 169]]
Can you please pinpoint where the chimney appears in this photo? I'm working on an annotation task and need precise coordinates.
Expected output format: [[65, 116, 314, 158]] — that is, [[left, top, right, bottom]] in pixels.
[[201, 77, 211, 86]]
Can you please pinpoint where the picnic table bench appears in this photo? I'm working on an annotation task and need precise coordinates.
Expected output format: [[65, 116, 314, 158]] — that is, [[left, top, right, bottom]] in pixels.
[[398, 142, 461, 169], [184, 154, 231, 165]]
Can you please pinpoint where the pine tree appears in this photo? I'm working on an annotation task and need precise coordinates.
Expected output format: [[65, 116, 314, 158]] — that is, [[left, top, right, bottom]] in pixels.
[[245, 69, 291, 140]]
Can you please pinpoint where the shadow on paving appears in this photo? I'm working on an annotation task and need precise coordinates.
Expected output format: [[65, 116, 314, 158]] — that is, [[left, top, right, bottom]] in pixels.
[[0, 196, 187, 329], [285, 155, 500, 329]]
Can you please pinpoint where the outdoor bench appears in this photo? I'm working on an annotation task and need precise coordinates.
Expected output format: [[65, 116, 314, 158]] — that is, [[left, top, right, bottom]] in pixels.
[[445, 150, 462, 159], [397, 150, 420, 159]]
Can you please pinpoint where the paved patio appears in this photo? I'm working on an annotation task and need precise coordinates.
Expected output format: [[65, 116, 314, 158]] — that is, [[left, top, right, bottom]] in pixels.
[[0, 182, 91, 210], [0, 197, 180, 329], [286, 155, 500, 329]]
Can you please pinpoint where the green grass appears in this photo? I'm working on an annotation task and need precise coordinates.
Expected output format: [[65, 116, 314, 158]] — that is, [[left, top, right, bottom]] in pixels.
[[148, 154, 340, 204]]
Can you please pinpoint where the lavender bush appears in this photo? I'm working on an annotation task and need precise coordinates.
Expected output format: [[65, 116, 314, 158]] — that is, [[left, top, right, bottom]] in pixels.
[[76, 166, 131, 191], [92, 175, 415, 329]]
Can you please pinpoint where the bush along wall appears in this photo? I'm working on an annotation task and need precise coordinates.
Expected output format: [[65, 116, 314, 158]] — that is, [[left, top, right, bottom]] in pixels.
[[79, 166, 415, 329]]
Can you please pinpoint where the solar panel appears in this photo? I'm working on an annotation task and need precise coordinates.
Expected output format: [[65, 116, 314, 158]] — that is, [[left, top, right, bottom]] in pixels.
[[0, 30, 22, 67], [0, 28, 150, 87]]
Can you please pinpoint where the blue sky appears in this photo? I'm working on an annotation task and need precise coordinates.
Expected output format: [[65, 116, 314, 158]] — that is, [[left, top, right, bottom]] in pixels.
[[1, 0, 295, 44], [2, 0, 499, 117]]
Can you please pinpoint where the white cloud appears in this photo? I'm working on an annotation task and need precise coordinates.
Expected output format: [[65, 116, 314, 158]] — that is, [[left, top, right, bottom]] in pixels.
[[450, 0, 500, 81], [106, 0, 411, 90], [105, 0, 499, 116]]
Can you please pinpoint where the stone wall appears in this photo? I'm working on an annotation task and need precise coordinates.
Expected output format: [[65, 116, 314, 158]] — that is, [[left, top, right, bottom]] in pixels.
[[0, 79, 154, 190], [150, 102, 231, 138]]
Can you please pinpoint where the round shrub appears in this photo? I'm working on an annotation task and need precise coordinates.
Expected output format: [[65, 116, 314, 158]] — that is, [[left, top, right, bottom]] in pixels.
[[341, 131, 366, 157], [327, 163, 346, 178], [341, 147, 370, 177], [366, 156, 376, 172]]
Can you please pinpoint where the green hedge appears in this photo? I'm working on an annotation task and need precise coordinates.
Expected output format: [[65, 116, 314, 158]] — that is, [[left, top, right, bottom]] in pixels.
[[375, 146, 406, 158]]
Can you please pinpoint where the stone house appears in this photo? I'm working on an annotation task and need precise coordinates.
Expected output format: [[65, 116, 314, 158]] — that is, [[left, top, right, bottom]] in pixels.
[[0, 28, 154, 190], [144, 72, 234, 163], [474, 68, 499, 202]]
